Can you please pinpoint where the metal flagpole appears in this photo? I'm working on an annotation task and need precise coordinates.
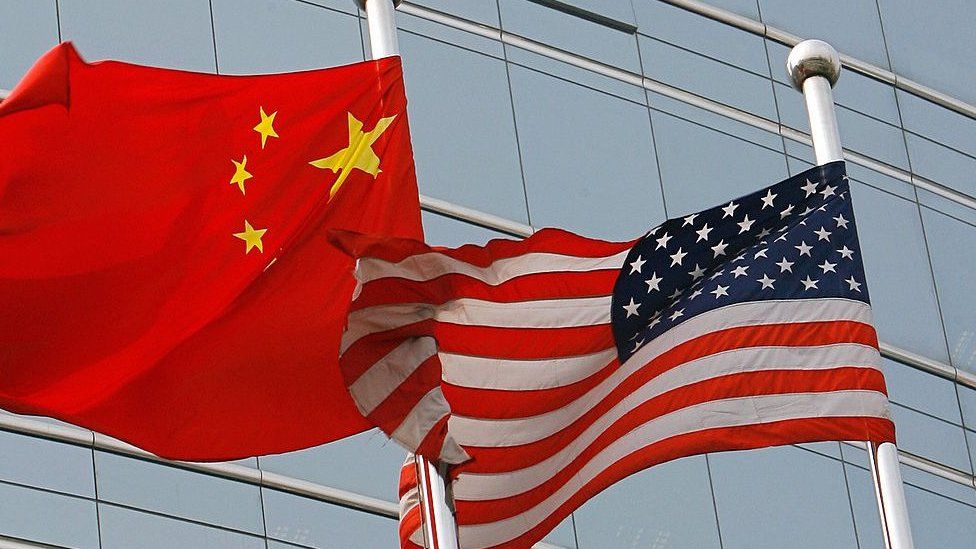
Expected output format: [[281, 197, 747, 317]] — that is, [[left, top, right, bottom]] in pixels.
[[354, 1, 460, 548], [786, 40, 915, 549]]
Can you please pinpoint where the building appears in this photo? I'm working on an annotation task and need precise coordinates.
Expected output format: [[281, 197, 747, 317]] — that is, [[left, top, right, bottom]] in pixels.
[[2, 0, 975, 547]]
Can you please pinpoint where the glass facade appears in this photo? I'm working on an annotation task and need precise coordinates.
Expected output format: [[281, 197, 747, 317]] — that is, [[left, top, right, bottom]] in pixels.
[[2, 1, 976, 547]]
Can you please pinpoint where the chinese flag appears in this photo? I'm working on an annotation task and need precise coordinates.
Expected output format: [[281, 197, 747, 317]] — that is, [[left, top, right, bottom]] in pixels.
[[0, 43, 422, 460]]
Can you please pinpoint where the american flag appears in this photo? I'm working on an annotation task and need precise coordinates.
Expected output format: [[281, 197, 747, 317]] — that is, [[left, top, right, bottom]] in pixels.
[[335, 161, 894, 549]]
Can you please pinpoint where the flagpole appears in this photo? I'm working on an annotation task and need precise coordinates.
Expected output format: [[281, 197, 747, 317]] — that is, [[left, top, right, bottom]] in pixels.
[[355, 1, 460, 548], [787, 40, 914, 549]]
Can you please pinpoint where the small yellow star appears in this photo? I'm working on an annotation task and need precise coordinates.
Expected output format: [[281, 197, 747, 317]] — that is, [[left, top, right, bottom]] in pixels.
[[230, 155, 253, 195], [253, 107, 279, 149], [233, 220, 267, 254]]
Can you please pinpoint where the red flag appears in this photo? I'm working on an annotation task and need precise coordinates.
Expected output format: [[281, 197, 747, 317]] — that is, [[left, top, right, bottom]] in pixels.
[[0, 43, 422, 460]]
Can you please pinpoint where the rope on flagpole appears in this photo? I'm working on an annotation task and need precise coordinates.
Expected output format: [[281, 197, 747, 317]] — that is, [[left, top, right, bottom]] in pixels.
[[787, 39, 915, 549], [356, 1, 461, 547]]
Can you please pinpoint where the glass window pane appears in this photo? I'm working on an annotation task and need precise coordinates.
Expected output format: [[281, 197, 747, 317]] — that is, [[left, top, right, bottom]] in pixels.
[[212, 0, 364, 74], [0, 0, 59, 90], [423, 212, 509, 247], [903, 475, 976, 547], [94, 451, 265, 534], [396, 11, 503, 56], [99, 503, 265, 549], [641, 36, 777, 120], [843, 464, 885, 549], [259, 429, 405, 502], [561, 0, 635, 26], [649, 90, 784, 152], [58, 0, 216, 72], [262, 488, 397, 548], [759, 0, 889, 69], [710, 446, 859, 549], [542, 515, 578, 549], [882, 358, 963, 424], [635, 1, 769, 76], [889, 403, 971, 472], [498, 0, 641, 72], [919, 207, 976, 373], [406, 0, 500, 26], [877, 0, 976, 106], [575, 455, 722, 548], [399, 32, 528, 223], [905, 133, 976, 199], [846, 182, 950, 362], [0, 481, 99, 549], [509, 65, 665, 240], [896, 90, 976, 158], [650, 111, 788, 217], [0, 429, 95, 497]]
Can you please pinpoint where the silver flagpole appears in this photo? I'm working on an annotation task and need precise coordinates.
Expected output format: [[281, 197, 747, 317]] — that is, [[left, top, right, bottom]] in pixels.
[[786, 40, 915, 549], [354, 1, 460, 548]]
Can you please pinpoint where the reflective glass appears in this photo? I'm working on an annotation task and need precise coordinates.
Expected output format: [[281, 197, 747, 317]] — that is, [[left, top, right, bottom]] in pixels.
[[905, 133, 976, 199], [505, 44, 646, 103], [877, 0, 976, 105], [262, 488, 397, 548], [508, 65, 665, 240], [918, 207, 976, 372], [543, 515, 578, 549], [709, 446, 859, 548], [775, 82, 909, 170], [634, 0, 769, 76], [889, 403, 971, 472], [560, 0, 635, 26], [842, 464, 885, 549], [641, 36, 777, 120], [300, 0, 358, 16], [957, 386, 976, 431], [398, 32, 528, 222], [99, 503, 265, 549], [903, 476, 976, 547], [650, 111, 787, 217], [882, 358, 962, 424], [648, 90, 784, 152], [0, 481, 99, 549], [0, 430, 94, 497], [758, 0, 889, 68], [0, 0, 59, 90], [58, 0, 216, 72], [422, 212, 509, 247], [846, 182, 950, 362], [212, 0, 364, 74], [94, 450, 264, 534], [896, 89, 976, 158], [498, 0, 641, 72], [901, 462, 976, 506], [396, 11, 504, 56], [575, 455, 722, 548], [406, 0, 501, 26], [259, 429, 405, 502]]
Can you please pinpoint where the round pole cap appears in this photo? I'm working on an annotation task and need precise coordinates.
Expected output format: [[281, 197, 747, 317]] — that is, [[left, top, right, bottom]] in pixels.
[[354, 0, 402, 9], [786, 39, 842, 91]]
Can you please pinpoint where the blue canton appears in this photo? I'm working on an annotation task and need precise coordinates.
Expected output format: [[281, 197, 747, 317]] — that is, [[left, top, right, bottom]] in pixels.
[[611, 162, 869, 362]]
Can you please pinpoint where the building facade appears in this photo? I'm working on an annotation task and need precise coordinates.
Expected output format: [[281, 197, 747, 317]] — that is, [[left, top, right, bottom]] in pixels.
[[2, 0, 976, 547]]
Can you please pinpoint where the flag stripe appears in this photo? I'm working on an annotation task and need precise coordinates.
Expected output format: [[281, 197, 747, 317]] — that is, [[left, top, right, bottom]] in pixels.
[[440, 347, 618, 391]]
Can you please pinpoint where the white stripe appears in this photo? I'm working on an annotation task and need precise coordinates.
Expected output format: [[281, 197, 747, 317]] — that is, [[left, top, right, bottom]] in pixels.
[[450, 299, 876, 447], [348, 337, 437, 415], [357, 249, 629, 285], [451, 345, 882, 499], [390, 388, 470, 464], [341, 303, 433, 354], [456, 390, 891, 548], [342, 295, 612, 353], [440, 347, 617, 390]]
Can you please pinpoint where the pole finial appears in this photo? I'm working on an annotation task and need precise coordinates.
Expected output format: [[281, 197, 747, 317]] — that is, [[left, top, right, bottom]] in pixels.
[[786, 40, 841, 91], [353, 0, 402, 9]]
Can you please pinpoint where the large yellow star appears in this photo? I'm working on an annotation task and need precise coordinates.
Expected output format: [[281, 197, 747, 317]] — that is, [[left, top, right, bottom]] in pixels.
[[233, 220, 267, 254], [253, 107, 278, 149], [309, 112, 397, 199], [229, 155, 253, 195]]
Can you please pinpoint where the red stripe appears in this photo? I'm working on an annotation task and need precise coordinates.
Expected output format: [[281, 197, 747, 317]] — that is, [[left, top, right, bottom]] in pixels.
[[398, 505, 424, 549], [478, 416, 895, 549], [351, 269, 618, 311], [341, 319, 434, 383], [332, 227, 632, 267], [415, 414, 451, 459], [368, 355, 442, 435], [454, 368, 887, 524], [445, 320, 879, 420], [400, 464, 418, 499], [437, 323, 615, 360]]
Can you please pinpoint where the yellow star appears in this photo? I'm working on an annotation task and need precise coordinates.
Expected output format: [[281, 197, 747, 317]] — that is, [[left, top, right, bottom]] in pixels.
[[309, 112, 397, 199], [229, 155, 253, 195], [253, 107, 278, 149], [233, 220, 267, 254]]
